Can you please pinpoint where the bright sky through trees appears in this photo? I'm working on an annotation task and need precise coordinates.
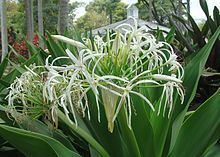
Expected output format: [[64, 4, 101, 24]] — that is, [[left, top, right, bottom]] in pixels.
[[71, 0, 220, 21]]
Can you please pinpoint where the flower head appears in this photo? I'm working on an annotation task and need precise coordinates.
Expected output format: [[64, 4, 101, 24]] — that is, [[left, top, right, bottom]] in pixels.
[[7, 18, 184, 132]]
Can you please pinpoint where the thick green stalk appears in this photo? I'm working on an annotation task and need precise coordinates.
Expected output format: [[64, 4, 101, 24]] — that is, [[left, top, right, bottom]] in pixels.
[[57, 109, 110, 157]]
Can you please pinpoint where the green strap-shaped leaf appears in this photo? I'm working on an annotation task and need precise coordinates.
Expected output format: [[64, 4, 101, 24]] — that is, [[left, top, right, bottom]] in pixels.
[[131, 93, 155, 157], [82, 92, 126, 157], [20, 119, 77, 152], [180, 27, 220, 113], [0, 52, 40, 92], [187, 13, 206, 47], [202, 21, 210, 37], [26, 41, 44, 65], [200, 0, 209, 18], [58, 109, 110, 157], [204, 145, 220, 157], [213, 6, 220, 26], [46, 32, 67, 66], [168, 27, 220, 155], [117, 106, 142, 157], [165, 27, 175, 43], [169, 89, 220, 157], [9, 45, 27, 63], [0, 124, 81, 157], [0, 57, 8, 78]]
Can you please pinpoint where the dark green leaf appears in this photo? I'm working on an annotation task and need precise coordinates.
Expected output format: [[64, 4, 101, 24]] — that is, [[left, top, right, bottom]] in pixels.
[[169, 89, 220, 157], [165, 27, 175, 43], [213, 6, 220, 26], [131, 94, 155, 157], [204, 145, 220, 157], [200, 0, 209, 18], [188, 13, 206, 47], [26, 41, 44, 65], [0, 124, 81, 157], [169, 27, 220, 154], [0, 58, 8, 78], [46, 32, 67, 65]]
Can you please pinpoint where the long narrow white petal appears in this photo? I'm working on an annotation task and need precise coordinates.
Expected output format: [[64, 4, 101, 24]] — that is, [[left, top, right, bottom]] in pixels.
[[52, 35, 87, 48]]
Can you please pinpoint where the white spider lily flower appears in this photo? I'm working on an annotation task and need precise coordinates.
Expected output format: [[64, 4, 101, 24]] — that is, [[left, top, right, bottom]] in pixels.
[[6, 65, 54, 122], [152, 74, 182, 83], [112, 31, 122, 54], [52, 35, 87, 49], [101, 87, 119, 133], [7, 18, 185, 133], [157, 81, 185, 118]]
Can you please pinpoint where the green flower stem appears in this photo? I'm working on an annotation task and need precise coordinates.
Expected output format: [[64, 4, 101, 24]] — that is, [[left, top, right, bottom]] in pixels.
[[57, 109, 110, 157]]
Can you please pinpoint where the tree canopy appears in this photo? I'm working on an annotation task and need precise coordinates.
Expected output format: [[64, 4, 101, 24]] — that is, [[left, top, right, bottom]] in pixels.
[[5, 0, 80, 35], [75, 0, 127, 33]]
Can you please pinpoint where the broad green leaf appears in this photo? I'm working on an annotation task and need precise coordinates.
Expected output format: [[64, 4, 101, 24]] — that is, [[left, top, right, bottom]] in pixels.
[[26, 41, 44, 65], [8, 61, 26, 74], [201, 21, 210, 37], [0, 105, 77, 153], [82, 92, 127, 157], [9, 45, 27, 63], [188, 13, 206, 47], [0, 118, 5, 124], [169, 89, 220, 157], [117, 106, 142, 157], [131, 94, 155, 157], [0, 124, 81, 157], [0, 52, 40, 91], [207, 17, 218, 34], [181, 27, 220, 112], [58, 109, 110, 157], [169, 27, 220, 154], [0, 57, 8, 78], [213, 7, 220, 26], [20, 119, 77, 152], [150, 99, 171, 157], [165, 27, 175, 43], [200, 0, 209, 18], [46, 32, 67, 65], [204, 145, 220, 157], [0, 79, 10, 87]]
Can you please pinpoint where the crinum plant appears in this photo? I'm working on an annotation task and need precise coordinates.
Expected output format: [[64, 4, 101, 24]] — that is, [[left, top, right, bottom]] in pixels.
[[6, 19, 220, 157], [46, 19, 184, 131], [8, 18, 184, 130]]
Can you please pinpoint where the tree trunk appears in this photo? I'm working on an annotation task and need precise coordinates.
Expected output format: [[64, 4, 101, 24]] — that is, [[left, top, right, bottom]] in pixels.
[[109, 9, 113, 24], [149, 0, 153, 21], [58, 0, 69, 35], [187, 0, 190, 13], [25, 0, 34, 42], [38, 0, 44, 48], [0, 0, 8, 62], [177, 0, 185, 32], [177, 0, 183, 17]]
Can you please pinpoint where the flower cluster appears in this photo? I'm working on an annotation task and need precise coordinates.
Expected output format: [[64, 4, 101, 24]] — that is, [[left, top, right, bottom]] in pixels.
[[6, 65, 46, 120], [7, 18, 184, 132]]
